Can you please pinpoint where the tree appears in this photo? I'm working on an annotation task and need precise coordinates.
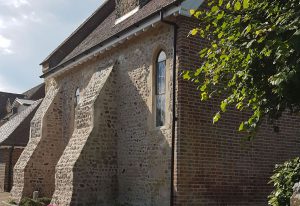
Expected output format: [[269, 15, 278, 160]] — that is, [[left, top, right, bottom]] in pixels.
[[183, 0, 300, 137]]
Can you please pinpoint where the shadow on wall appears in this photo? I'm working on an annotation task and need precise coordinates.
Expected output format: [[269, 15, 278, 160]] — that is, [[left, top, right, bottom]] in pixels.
[[51, 61, 172, 206], [11, 82, 65, 202]]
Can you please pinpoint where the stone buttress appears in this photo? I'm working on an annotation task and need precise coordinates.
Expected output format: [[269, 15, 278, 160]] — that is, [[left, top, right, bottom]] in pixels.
[[11, 81, 64, 202], [51, 66, 117, 206]]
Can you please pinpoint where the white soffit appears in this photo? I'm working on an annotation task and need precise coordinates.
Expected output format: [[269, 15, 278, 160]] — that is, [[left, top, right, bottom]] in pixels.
[[180, 0, 204, 17]]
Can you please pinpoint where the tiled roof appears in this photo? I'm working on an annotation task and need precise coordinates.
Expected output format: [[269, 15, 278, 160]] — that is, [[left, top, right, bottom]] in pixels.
[[0, 92, 25, 120], [13, 98, 36, 106], [0, 99, 42, 146], [61, 0, 176, 64], [43, 0, 177, 70], [23, 83, 45, 100]]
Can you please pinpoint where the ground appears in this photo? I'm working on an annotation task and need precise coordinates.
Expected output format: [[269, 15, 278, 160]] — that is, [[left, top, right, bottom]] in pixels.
[[0, 193, 10, 206]]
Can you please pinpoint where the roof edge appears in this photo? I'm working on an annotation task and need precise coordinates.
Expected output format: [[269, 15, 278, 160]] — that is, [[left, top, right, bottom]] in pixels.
[[40, 0, 114, 67], [41, 0, 181, 79]]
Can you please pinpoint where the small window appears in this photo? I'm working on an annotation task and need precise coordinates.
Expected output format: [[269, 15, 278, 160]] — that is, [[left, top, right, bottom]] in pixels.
[[155, 51, 166, 127], [75, 88, 80, 106]]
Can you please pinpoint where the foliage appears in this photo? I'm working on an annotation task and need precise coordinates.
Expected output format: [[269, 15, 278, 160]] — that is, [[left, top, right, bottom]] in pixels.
[[183, 0, 300, 136], [268, 157, 300, 206], [37, 197, 51, 205], [19, 197, 51, 206], [8, 200, 17, 205], [19, 198, 43, 206]]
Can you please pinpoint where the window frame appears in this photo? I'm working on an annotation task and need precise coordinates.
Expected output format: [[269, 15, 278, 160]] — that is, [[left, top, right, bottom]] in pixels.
[[75, 87, 80, 107], [154, 50, 167, 128]]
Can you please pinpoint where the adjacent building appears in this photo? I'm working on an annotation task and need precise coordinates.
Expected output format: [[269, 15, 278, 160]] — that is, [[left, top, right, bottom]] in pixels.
[[0, 84, 44, 192]]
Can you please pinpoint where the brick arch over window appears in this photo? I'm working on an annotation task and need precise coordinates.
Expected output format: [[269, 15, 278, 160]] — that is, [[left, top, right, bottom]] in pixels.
[[155, 50, 167, 127]]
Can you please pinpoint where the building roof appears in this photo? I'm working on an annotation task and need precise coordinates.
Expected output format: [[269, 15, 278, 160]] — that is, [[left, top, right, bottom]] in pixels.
[[0, 99, 42, 147], [61, 0, 176, 64], [0, 92, 25, 120], [22, 83, 45, 100], [41, 0, 116, 68], [13, 98, 36, 107], [42, 0, 177, 74]]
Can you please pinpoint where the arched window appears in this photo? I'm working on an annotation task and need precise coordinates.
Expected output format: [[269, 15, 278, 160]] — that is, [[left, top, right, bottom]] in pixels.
[[155, 51, 166, 127], [75, 88, 80, 106]]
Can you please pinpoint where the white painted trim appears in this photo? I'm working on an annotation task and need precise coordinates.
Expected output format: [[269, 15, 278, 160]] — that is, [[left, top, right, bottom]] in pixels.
[[45, 5, 180, 79], [115, 6, 140, 25], [0, 146, 25, 149]]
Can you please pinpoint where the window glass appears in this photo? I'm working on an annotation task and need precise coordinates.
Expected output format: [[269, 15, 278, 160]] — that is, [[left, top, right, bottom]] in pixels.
[[156, 51, 166, 127], [75, 88, 80, 106]]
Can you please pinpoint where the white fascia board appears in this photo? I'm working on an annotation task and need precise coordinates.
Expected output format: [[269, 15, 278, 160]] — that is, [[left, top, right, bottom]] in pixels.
[[46, 4, 180, 79], [180, 0, 204, 17]]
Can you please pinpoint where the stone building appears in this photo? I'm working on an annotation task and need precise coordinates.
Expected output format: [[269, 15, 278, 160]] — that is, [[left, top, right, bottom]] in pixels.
[[0, 84, 44, 192], [10, 0, 300, 205]]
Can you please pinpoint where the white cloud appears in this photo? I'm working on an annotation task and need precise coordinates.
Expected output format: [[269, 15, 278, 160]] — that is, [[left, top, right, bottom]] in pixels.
[[0, 35, 13, 55], [22, 12, 41, 23], [0, 0, 30, 8], [0, 0, 103, 92], [0, 19, 6, 29]]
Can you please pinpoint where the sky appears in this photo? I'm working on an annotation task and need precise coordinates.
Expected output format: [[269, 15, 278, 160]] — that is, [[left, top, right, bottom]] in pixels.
[[0, 0, 105, 93]]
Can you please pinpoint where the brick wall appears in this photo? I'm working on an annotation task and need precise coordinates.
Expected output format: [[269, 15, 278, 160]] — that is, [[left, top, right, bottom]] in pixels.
[[0, 148, 9, 192], [10, 148, 23, 191], [0, 147, 23, 193], [175, 15, 300, 206]]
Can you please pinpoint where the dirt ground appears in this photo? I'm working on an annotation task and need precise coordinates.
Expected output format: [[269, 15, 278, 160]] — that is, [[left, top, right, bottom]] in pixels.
[[0, 193, 10, 206]]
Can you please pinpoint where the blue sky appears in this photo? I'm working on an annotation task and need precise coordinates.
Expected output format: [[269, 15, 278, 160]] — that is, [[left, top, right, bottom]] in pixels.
[[0, 0, 105, 93]]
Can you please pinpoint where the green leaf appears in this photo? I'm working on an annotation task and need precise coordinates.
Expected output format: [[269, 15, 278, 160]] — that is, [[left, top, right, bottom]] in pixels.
[[236, 102, 243, 110], [194, 11, 202, 18], [199, 48, 208, 55], [211, 6, 219, 13], [205, 24, 211, 31], [239, 122, 245, 131], [226, 2, 231, 9], [220, 101, 227, 112], [235, 15, 241, 23], [219, 0, 223, 6], [217, 11, 224, 20], [183, 71, 191, 80], [190, 9, 195, 16], [221, 22, 228, 29], [190, 29, 198, 36], [201, 92, 208, 101], [213, 112, 221, 124], [218, 32, 224, 39], [200, 84, 206, 92], [243, 0, 249, 9], [245, 24, 252, 34], [234, 1, 241, 11]]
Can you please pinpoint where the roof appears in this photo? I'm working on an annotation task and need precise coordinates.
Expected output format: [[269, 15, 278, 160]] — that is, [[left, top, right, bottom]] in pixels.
[[41, 0, 115, 68], [13, 98, 36, 106], [0, 99, 42, 147], [61, 0, 176, 63], [0, 92, 25, 120], [42, 0, 177, 72], [22, 83, 45, 100]]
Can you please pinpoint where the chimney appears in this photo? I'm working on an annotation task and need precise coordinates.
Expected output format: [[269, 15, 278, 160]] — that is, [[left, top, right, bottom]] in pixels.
[[115, 0, 149, 18]]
